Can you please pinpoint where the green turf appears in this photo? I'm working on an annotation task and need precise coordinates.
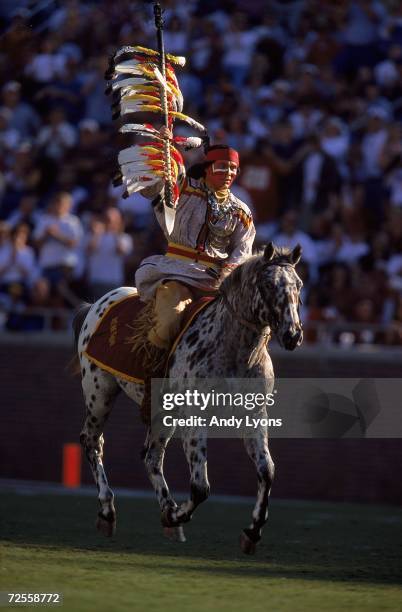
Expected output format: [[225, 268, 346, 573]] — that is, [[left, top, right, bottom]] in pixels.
[[0, 493, 401, 612]]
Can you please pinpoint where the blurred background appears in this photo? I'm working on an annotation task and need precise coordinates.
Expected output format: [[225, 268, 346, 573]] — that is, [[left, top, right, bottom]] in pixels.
[[1, 0, 402, 504], [0, 0, 402, 346]]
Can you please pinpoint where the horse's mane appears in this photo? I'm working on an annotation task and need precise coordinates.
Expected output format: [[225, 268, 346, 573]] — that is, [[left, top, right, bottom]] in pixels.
[[220, 245, 294, 295]]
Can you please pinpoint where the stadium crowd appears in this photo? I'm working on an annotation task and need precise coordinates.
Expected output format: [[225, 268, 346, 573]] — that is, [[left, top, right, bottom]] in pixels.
[[0, 0, 402, 345]]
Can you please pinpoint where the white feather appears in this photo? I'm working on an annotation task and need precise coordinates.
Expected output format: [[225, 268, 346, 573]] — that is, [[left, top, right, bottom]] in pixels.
[[125, 177, 162, 194], [108, 77, 149, 91], [174, 136, 203, 149], [119, 101, 160, 116], [113, 61, 152, 76], [118, 149, 164, 167], [119, 124, 161, 137], [153, 66, 168, 89]]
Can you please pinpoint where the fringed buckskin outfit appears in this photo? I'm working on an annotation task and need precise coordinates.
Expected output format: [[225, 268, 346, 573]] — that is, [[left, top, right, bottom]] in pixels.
[[136, 175, 256, 348]]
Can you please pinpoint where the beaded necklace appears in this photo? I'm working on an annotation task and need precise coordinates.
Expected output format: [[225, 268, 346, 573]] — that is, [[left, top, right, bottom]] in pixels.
[[205, 186, 237, 220]]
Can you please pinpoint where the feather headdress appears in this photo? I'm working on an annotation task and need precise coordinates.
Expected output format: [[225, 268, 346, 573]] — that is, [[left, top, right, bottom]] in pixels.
[[105, 45, 206, 200]]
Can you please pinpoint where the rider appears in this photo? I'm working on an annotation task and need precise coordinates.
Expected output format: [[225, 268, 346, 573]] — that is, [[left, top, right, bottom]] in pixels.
[[137, 126, 256, 351]]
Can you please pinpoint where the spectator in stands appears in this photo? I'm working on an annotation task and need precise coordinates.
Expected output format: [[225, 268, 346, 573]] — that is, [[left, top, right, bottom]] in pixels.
[[6, 276, 52, 332], [33, 191, 83, 302], [320, 117, 350, 179], [36, 107, 77, 161], [258, 80, 293, 127], [321, 223, 370, 265], [53, 166, 88, 215], [35, 56, 84, 125], [335, 0, 387, 76], [24, 36, 67, 85], [80, 55, 112, 127], [288, 98, 323, 140], [1, 143, 42, 220], [0, 9, 35, 76], [69, 119, 104, 187], [0, 222, 38, 304], [298, 132, 341, 228], [360, 106, 391, 227], [78, 171, 115, 225], [239, 129, 310, 233], [316, 262, 354, 321], [0, 107, 20, 154], [306, 19, 340, 68], [361, 107, 390, 180], [349, 297, 380, 344], [1, 81, 40, 140], [6, 193, 42, 232], [85, 207, 133, 300], [274, 209, 318, 266], [222, 11, 258, 88], [189, 18, 224, 86], [164, 15, 189, 55]]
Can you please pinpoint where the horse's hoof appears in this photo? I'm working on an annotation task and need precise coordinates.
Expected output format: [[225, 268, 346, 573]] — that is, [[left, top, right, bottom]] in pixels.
[[161, 507, 179, 528], [163, 526, 186, 543], [96, 513, 116, 537], [239, 531, 257, 555]]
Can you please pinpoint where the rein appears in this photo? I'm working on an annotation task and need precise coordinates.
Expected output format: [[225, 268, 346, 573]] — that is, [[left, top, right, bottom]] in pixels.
[[220, 290, 270, 368]]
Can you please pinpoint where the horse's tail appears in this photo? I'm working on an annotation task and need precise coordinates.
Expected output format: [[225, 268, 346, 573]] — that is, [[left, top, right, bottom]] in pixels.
[[67, 302, 92, 376], [72, 302, 92, 350]]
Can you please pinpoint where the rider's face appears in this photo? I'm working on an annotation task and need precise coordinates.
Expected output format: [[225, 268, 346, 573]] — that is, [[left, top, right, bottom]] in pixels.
[[205, 160, 238, 191]]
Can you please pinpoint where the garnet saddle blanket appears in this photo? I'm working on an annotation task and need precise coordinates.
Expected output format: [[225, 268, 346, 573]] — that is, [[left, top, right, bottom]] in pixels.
[[84, 293, 214, 384]]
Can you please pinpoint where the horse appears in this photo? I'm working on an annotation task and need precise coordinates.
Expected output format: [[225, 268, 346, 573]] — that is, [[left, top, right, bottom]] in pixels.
[[73, 242, 303, 554]]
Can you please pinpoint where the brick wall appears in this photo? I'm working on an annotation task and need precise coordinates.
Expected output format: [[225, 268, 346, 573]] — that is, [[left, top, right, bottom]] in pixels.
[[1, 338, 401, 504]]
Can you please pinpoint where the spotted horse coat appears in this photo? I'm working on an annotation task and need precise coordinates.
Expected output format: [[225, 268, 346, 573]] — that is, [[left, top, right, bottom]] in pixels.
[[74, 242, 303, 554]]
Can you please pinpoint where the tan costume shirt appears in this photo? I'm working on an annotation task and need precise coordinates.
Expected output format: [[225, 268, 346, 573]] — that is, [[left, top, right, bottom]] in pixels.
[[135, 177, 255, 301]]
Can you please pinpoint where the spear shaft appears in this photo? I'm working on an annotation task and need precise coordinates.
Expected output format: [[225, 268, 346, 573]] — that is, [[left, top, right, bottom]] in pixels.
[[153, 2, 175, 231]]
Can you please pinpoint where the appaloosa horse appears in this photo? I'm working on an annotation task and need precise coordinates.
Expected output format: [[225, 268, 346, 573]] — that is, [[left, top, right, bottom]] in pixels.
[[74, 242, 303, 554]]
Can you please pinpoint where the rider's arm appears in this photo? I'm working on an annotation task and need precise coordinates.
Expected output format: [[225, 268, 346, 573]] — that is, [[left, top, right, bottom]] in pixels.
[[225, 210, 256, 267]]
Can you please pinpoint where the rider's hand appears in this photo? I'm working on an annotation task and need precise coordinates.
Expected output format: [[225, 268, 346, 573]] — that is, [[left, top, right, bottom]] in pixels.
[[159, 125, 173, 139]]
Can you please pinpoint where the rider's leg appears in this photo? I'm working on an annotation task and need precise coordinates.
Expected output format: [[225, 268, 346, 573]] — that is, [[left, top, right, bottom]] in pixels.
[[148, 281, 193, 349]]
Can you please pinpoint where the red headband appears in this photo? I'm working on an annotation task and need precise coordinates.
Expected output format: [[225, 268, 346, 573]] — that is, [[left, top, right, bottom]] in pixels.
[[205, 148, 240, 166]]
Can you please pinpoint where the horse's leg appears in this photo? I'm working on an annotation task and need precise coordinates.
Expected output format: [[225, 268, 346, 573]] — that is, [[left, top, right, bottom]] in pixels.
[[79, 357, 120, 536], [170, 428, 210, 525], [143, 427, 185, 542], [240, 426, 275, 554]]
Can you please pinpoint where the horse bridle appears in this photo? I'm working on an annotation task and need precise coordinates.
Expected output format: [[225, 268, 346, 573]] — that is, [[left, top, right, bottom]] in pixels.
[[219, 260, 303, 340], [220, 289, 271, 342]]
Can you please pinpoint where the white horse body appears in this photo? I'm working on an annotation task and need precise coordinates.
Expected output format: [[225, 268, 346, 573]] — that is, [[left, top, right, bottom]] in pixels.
[[75, 243, 303, 553]]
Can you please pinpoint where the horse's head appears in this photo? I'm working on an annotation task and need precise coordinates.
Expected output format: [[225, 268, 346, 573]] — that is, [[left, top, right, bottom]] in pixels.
[[256, 242, 303, 351], [220, 242, 303, 351]]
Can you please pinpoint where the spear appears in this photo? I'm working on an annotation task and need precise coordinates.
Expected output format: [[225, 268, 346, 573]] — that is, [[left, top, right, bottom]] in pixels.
[[153, 1, 176, 235]]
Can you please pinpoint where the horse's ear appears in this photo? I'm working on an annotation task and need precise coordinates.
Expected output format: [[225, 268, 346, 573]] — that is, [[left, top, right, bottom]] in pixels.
[[291, 244, 302, 265], [264, 242, 275, 262]]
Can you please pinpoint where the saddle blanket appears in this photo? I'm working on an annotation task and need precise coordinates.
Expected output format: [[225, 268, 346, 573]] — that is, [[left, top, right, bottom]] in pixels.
[[84, 293, 214, 384]]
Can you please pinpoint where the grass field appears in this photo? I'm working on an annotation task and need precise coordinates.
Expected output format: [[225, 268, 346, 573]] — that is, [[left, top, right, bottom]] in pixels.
[[1, 492, 402, 612]]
